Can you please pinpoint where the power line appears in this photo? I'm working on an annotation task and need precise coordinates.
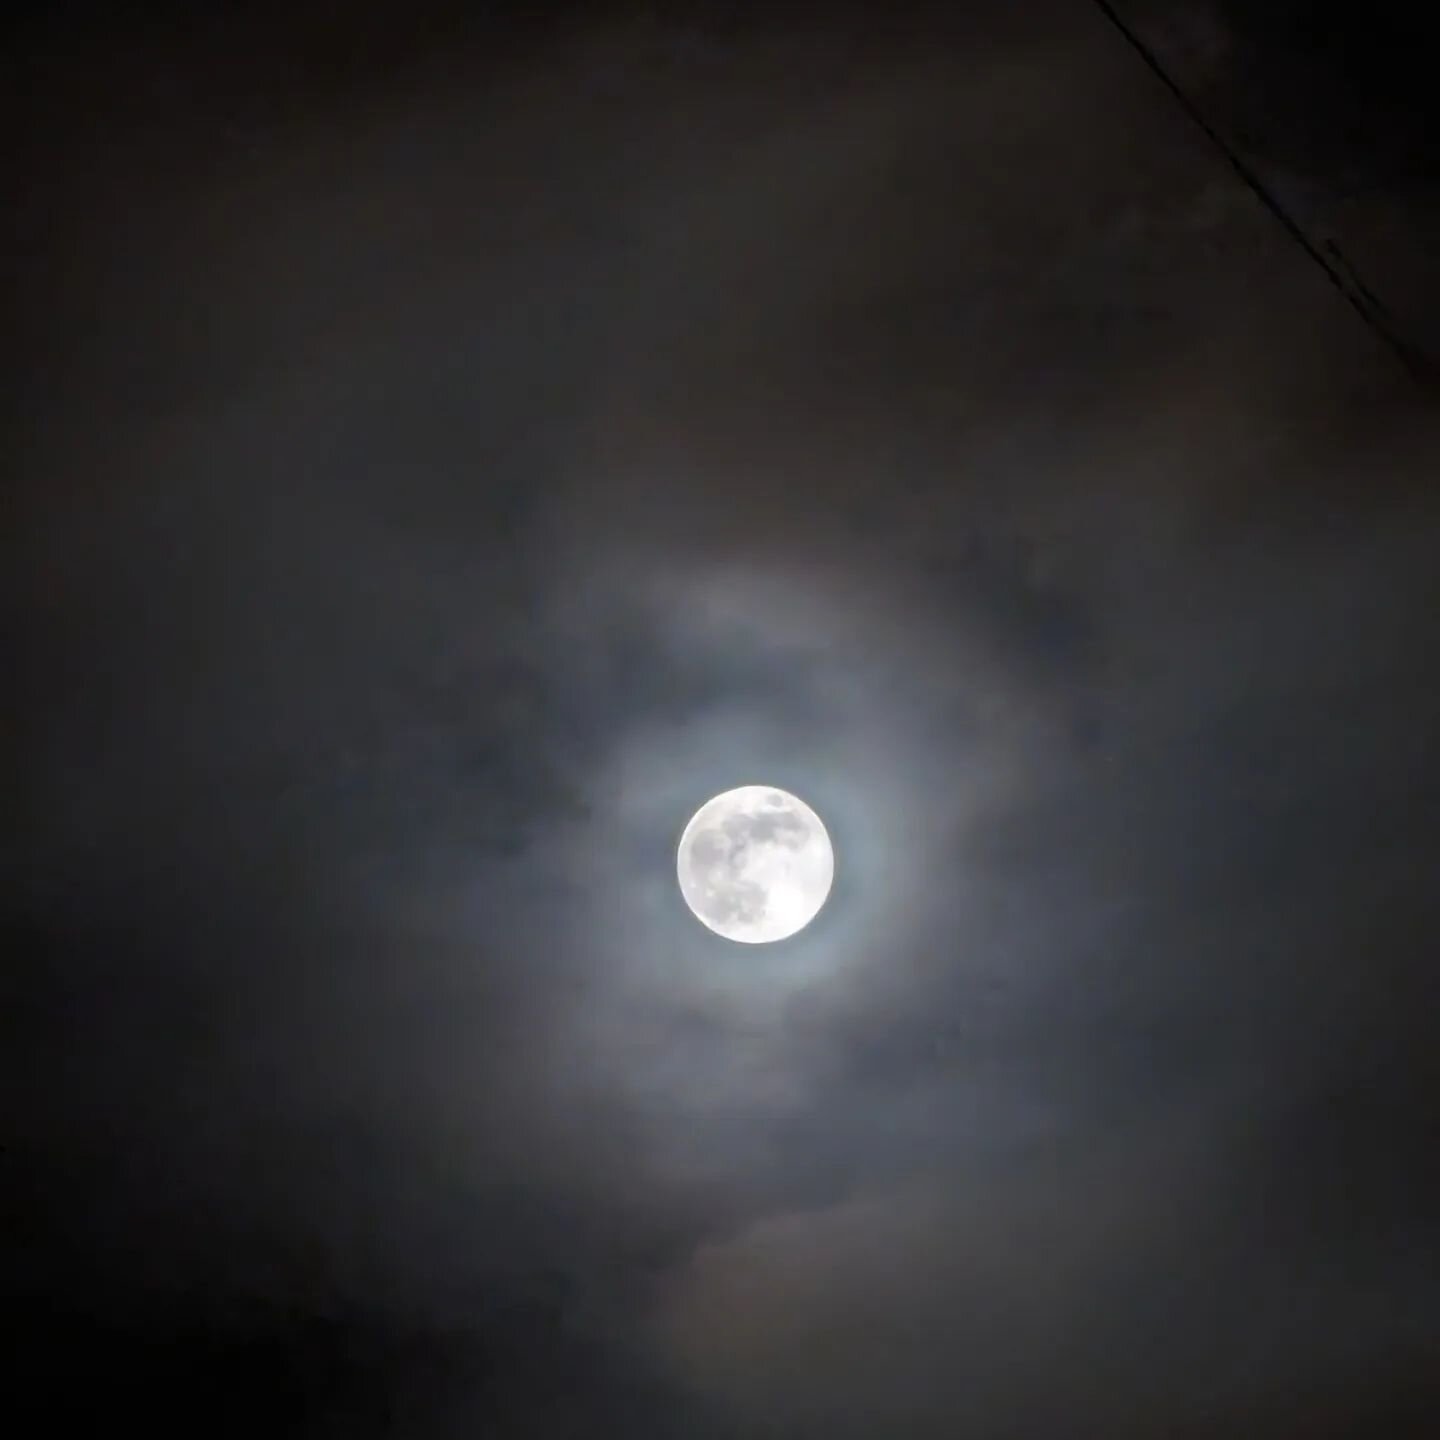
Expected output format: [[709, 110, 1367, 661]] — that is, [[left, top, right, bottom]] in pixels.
[[1088, 0, 1428, 382]]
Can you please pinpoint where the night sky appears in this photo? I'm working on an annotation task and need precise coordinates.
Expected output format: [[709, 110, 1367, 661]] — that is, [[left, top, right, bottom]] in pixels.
[[8, 3, 1440, 1434]]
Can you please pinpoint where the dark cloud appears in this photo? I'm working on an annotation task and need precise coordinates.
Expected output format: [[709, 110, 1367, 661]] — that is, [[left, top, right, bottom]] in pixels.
[[7, 1, 1439, 1434]]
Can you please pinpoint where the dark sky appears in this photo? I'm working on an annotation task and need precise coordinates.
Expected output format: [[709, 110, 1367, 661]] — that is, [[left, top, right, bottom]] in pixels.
[[7, 2, 1440, 1434]]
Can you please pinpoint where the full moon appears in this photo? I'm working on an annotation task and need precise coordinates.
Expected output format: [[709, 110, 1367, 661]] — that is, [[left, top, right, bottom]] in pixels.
[[676, 786, 835, 944]]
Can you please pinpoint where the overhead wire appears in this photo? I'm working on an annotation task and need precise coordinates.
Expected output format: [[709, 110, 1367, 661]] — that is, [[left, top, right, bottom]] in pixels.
[[1087, 0, 1429, 382]]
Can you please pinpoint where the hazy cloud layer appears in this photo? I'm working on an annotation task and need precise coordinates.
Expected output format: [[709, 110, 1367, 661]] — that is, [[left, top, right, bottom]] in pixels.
[[9, 2, 1439, 1434]]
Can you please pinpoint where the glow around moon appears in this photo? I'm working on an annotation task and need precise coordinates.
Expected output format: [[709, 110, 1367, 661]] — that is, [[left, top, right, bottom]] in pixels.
[[676, 786, 835, 944]]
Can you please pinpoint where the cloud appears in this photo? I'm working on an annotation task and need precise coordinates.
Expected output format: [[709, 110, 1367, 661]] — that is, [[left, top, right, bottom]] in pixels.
[[9, 3, 1440, 1434]]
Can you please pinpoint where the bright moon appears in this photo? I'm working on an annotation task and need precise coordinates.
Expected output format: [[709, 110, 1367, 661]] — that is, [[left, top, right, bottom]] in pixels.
[[676, 786, 835, 944]]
